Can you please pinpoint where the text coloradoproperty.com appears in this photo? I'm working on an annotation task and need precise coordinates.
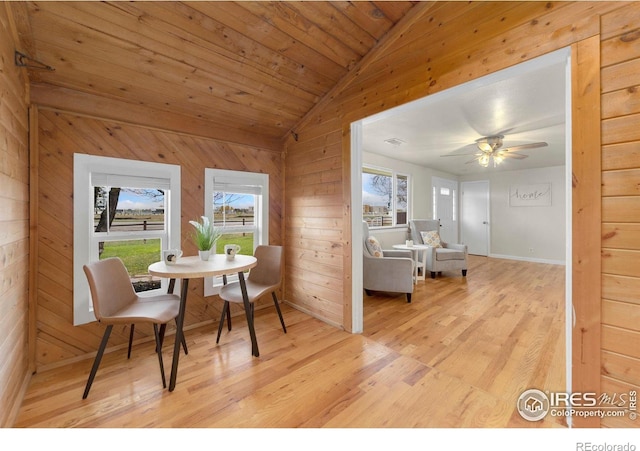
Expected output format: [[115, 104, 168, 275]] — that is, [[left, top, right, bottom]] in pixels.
[[551, 408, 628, 418]]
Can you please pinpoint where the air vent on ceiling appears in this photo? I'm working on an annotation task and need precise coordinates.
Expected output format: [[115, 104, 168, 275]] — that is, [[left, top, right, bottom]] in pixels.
[[384, 138, 405, 146]]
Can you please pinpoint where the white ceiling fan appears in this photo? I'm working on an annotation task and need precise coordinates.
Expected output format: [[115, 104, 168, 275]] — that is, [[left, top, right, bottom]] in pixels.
[[441, 134, 548, 167]]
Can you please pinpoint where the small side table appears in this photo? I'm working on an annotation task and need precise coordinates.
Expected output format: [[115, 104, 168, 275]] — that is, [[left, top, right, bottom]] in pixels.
[[392, 244, 430, 282]]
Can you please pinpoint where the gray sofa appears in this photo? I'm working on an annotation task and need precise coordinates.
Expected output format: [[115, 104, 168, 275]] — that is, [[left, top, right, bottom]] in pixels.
[[362, 221, 414, 303], [409, 219, 468, 279]]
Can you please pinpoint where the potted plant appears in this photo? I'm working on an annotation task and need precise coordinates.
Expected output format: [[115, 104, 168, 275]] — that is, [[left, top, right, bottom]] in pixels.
[[189, 216, 221, 261]]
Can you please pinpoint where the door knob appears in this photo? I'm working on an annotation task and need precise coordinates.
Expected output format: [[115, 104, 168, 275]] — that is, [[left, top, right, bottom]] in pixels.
[[482, 221, 488, 224]]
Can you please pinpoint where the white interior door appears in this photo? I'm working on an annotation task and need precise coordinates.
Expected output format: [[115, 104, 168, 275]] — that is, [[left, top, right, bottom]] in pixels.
[[432, 177, 458, 244], [461, 180, 489, 256]]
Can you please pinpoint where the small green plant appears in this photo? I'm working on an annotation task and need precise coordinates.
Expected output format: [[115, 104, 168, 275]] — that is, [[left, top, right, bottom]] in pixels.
[[189, 216, 221, 251]]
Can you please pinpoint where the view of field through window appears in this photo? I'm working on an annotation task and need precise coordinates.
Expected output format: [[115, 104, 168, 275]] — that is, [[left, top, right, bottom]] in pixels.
[[94, 187, 256, 292], [212, 190, 256, 257]]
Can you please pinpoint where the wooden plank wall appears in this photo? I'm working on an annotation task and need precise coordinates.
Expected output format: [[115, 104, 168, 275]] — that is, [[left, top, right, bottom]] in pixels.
[[0, 4, 30, 427], [33, 108, 283, 369], [285, 0, 605, 326], [600, 3, 640, 428], [283, 119, 345, 327], [3, 0, 638, 428], [571, 36, 602, 428], [284, 1, 637, 427]]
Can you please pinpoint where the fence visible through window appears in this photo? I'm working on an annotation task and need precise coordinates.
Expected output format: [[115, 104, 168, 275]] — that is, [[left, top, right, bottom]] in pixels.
[[362, 166, 409, 227]]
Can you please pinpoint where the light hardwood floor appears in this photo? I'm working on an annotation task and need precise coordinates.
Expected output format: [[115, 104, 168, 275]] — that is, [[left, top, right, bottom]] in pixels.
[[14, 256, 566, 428]]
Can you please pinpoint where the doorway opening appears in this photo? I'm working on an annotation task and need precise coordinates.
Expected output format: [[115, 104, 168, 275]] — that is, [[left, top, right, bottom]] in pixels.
[[350, 47, 572, 396]]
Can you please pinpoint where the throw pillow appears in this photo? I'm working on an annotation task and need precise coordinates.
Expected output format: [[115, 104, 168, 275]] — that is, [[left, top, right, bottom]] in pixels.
[[365, 236, 384, 257], [421, 230, 442, 248]]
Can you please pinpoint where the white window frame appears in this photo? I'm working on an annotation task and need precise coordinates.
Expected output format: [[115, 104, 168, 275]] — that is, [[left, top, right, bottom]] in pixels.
[[73, 154, 181, 325], [362, 165, 410, 228], [203, 168, 269, 296]]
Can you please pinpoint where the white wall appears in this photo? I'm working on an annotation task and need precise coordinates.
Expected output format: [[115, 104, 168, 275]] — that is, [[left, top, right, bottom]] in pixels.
[[363, 151, 456, 248], [362, 151, 566, 263], [460, 166, 566, 263]]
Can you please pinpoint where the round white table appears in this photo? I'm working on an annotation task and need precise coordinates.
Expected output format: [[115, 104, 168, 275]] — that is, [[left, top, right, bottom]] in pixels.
[[149, 254, 257, 391], [392, 244, 430, 282]]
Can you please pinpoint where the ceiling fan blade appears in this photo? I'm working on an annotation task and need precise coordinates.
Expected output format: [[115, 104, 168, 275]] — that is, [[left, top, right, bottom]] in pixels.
[[438, 142, 480, 157], [503, 152, 528, 159], [440, 153, 481, 157], [503, 142, 548, 152], [465, 155, 482, 164]]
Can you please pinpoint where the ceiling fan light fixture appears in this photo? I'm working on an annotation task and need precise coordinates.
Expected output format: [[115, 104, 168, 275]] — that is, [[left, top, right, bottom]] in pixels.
[[442, 134, 548, 169], [476, 135, 503, 151], [477, 142, 492, 152]]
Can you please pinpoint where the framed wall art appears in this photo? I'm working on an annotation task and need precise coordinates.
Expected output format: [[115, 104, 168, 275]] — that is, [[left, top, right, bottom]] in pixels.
[[509, 183, 551, 207]]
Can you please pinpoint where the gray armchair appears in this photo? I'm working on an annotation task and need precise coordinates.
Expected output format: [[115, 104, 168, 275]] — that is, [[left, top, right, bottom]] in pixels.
[[409, 219, 468, 279], [363, 221, 414, 303]]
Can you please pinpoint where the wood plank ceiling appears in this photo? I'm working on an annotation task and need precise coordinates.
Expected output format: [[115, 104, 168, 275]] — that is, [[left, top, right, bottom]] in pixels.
[[13, 1, 418, 147]]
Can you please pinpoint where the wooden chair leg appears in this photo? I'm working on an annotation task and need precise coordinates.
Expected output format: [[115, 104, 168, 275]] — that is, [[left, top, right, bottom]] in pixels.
[[83, 325, 113, 399], [159, 323, 166, 341], [182, 333, 188, 354], [222, 274, 232, 332], [153, 324, 166, 388], [216, 301, 229, 344], [157, 323, 166, 352], [431, 272, 436, 279], [157, 322, 187, 355], [172, 319, 188, 355], [272, 292, 287, 333], [127, 324, 135, 359]]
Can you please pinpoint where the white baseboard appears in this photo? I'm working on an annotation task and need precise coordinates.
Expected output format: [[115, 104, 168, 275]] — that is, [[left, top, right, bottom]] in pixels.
[[488, 253, 565, 266]]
